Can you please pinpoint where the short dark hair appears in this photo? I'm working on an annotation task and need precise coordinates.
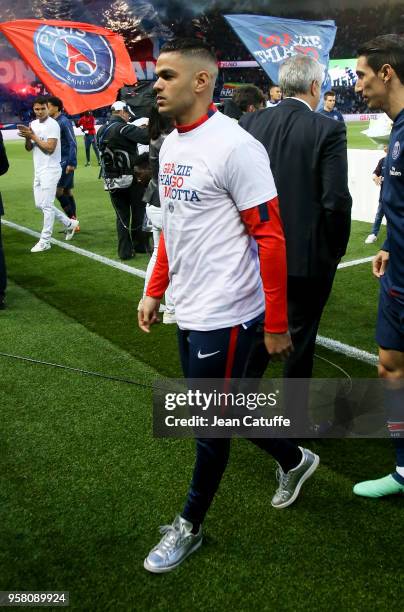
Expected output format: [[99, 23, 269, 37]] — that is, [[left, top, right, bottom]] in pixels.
[[133, 152, 149, 167], [222, 98, 243, 120], [160, 38, 217, 65], [269, 83, 280, 90], [32, 96, 48, 107], [47, 96, 63, 111], [324, 90, 336, 99], [357, 35, 404, 84], [233, 85, 265, 112]]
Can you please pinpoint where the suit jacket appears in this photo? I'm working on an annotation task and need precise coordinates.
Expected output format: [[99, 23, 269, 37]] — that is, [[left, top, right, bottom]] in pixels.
[[240, 98, 352, 277], [0, 130, 9, 215]]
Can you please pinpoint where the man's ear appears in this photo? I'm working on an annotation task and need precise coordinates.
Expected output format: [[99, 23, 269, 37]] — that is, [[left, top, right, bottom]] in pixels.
[[311, 80, 320, 97], [194, 70, 211, 93], [379, 63, 394, 84]]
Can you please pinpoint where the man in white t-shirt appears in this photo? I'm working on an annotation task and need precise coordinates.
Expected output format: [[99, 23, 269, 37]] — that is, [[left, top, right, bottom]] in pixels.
[[266, 83, 282, 107], [17, 96, 79, 252], [138, 39, 320, 573]]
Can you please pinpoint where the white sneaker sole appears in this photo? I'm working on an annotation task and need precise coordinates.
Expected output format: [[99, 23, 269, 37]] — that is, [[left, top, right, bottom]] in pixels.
[[271, 453, 320, 509], [143, 537, 202, 573], [31, 244, 51, 253]]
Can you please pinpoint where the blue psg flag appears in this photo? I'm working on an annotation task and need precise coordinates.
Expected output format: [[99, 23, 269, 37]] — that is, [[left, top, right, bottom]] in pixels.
[[224, 14, 337, 99]]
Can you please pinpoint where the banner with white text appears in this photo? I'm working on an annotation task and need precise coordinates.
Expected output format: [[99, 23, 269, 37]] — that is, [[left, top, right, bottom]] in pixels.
[[224, 14, 337, 101]]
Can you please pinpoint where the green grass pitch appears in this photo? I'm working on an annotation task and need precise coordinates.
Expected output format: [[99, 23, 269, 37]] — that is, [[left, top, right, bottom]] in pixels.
[[0, 128, 400, 611], [347, 120, 385, 150]]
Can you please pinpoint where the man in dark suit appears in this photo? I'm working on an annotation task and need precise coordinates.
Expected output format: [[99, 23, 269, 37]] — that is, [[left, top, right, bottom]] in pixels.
[[241, 54, 352, 429], [0, 129, 10, 309]]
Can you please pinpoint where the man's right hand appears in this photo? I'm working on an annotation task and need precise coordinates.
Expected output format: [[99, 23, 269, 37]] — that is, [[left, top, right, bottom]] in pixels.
[[138, 296, 161, 332], [372, 249, 389, 278], [264, 331, 293, 361], [17, 125, 33, 139]]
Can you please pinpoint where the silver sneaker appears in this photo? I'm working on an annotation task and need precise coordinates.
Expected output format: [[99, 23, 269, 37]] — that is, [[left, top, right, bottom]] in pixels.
[[144, 515, 202, 573], [271, 447, 319, 509]]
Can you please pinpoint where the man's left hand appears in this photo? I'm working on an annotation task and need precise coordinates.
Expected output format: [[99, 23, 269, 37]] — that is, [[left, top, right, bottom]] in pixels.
[[66, 165, 75, 174], [264, 331, 293, 361], [138, 296, 161, 332]]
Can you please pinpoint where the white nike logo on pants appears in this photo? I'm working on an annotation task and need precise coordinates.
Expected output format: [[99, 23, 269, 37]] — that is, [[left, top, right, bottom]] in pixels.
[[197, 350, 220, 359]]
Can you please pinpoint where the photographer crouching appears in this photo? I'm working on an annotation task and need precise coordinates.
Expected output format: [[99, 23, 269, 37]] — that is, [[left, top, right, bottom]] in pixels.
[[97, 101, 150, 260]]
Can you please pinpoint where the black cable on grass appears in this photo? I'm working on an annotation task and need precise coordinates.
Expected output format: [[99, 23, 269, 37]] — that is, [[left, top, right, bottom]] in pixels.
[[0, 351, 156, 389], [0, 351, 353, 392], [314, 353, 353, 393]]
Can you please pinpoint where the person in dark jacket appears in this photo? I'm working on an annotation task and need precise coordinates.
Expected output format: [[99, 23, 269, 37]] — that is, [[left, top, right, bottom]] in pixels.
[[0, 129, 10, 309], [47, 96, 79, 227], [97, 101, 149, 259], [353, 35, 404, 498], [241, 54, 352, 430], [318, 90, 344, 121]]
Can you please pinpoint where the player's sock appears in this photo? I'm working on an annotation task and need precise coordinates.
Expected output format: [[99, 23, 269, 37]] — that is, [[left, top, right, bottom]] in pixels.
[[391, 437, 404, 484], [57, 194, 74, 218], [395, 465, 404, 480], [68, 195, 77, 217]]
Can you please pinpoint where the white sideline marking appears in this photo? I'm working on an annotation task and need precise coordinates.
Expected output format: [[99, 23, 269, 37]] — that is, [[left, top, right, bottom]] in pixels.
[[316, 335, 378, 366], [338, 256, 374, 269], [2, 219, 379, 367], [1, 219, 146, 278], [3, 219, 373, 276]]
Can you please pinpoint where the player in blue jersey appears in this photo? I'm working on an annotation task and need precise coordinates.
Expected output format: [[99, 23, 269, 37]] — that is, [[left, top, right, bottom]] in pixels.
[[47, 97, 79, 231], [354, 34, 404, 497], [318, 91, 344, 122]]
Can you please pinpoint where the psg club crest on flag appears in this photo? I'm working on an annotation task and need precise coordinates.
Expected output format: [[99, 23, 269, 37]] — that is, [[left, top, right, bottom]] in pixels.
[[34, 25, 115, 93], [0, 19, 137, 114]]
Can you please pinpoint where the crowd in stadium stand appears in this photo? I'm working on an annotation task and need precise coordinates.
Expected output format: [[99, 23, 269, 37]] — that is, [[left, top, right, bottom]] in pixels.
[[170, 3, 404, 113], [3, 2, 404, 119], [333, 86, 368, 114]]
